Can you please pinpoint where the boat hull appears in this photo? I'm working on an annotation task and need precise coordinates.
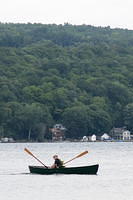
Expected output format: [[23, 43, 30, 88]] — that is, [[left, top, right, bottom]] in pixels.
[[29, 164, 99, 175]]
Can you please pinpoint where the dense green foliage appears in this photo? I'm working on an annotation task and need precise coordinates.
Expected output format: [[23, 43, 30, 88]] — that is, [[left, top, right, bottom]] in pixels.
[[0, 23, 133, 140]]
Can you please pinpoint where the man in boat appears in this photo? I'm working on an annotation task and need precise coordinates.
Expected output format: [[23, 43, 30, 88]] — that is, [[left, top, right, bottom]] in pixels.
[[50, 155, 64, 168]]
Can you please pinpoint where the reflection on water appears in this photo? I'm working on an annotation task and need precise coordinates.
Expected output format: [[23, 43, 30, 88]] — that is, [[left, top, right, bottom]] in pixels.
[[0, 142, 133, 200]]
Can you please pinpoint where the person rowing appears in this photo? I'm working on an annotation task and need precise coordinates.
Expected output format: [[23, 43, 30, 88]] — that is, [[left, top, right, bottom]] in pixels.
[[24, 148, 88, 169], [50, 154, 64, 168]]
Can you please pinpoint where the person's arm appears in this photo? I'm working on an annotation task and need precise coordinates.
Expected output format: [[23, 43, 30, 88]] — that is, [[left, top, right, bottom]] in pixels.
[[50, 163, 56, 168], [50, 160, 58, 168]]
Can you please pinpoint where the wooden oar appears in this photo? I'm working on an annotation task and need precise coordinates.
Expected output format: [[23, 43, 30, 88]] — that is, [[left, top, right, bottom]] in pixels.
[[64, 150, 88, 165], [24, 148, 48, 168]]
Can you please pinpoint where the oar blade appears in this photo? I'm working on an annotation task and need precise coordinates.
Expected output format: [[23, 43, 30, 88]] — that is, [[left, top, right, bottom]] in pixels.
[[24, 148, 33, 156], [76, 150, 88, 158], [64, 150, 88, 165], [24, 147, 48, 168]]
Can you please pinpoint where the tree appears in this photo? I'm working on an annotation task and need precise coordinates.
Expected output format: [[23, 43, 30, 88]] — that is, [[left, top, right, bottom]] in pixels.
[[123, 103, 133, 132], [7, 103, 53, 141], [62, 105, 89, 138], [88, 108, 112, 134]]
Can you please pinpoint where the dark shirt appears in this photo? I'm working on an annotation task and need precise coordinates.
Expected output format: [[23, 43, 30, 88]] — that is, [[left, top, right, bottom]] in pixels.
[[54, 158, 63, 168]]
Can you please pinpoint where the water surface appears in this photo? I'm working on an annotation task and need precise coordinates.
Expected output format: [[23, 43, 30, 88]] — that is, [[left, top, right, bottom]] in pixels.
[[0, 142, 132, 200]]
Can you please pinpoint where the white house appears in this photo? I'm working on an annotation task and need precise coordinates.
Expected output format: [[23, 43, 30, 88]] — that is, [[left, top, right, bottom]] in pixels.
[[1, 137, 9, 142], [91, 134, 96, 142], [81, 136, 88, 142], [122, 130, 131, 141], [101, 133, 110, 141]]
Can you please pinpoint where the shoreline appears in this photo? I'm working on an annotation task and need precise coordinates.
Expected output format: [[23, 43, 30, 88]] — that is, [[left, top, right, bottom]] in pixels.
[[0, 140, 133, 143]]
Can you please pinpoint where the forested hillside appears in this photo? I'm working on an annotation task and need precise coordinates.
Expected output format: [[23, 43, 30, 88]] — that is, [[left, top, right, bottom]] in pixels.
[[0, 23, 133, 141]]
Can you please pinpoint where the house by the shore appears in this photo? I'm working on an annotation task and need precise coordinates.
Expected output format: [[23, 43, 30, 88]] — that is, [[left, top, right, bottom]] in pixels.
[[50, 124, 66, 141], [110, 127, 133, 141]]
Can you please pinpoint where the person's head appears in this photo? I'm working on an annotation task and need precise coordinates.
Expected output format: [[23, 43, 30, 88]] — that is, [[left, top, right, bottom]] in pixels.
[[53, 155, 58, 160]]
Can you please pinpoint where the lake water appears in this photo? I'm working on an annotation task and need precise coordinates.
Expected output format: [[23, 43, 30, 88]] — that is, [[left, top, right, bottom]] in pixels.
[[0, 142, 132, 200]]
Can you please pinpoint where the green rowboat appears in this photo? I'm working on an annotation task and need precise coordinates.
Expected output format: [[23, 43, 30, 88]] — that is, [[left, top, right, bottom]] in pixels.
[[29, 164, 99, 175]]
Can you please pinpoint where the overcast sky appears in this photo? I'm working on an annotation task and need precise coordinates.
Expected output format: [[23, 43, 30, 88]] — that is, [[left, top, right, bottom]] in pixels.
[[0, 0, 133, 30]]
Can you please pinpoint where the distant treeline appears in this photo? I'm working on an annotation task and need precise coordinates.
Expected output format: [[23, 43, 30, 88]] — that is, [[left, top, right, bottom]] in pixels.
[[0, 23, 133, 141]]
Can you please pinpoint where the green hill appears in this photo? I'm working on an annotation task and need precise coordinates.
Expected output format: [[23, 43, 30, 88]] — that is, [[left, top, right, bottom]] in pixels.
[[0, 23, 133, 140]]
